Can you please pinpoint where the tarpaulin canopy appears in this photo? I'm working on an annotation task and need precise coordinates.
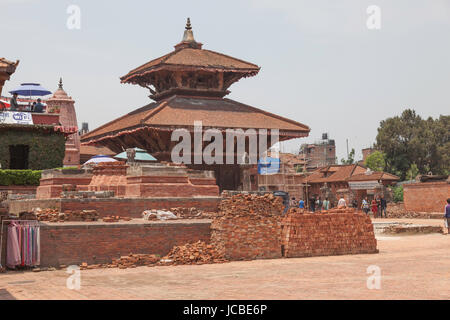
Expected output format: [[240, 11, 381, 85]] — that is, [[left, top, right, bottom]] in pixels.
[[84, 155, 117, 165], [257, 157, 281, 175]]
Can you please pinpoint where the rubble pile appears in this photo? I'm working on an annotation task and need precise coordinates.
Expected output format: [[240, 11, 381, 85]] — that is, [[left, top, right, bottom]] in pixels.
[[159, 240, 227, 265], [169, 207, 212, 219], [211, 194, 284, 261], [102, 215, 132, 222], [34, 208, 99, 222], [79, 254, 161, 270], [281, 212, 378, 258]]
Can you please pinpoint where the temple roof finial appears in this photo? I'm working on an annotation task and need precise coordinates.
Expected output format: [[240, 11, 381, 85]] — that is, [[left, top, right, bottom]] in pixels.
[[182, 17, 195, 42], [58, 77, 63, 90], [185, 17, 192, 30]]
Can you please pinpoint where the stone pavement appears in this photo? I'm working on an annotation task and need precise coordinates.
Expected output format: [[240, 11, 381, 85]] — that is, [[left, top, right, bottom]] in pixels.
[[0, 231, 449, 300]]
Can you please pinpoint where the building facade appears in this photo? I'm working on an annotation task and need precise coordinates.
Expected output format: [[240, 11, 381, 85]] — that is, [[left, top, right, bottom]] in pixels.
[[299, 134, 336, 171]]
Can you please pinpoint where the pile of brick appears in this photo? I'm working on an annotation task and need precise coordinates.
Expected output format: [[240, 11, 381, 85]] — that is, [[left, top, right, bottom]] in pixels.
[[111, 254, 160, 268], [386, 203, 442, 219], [159, 241, 227, 265], [217, 193, 284, 217], [79, 254, 161, 270], [168, 207, 216, 219], [34, 208, 99, 222], [281, 212, 378, 258], [102, 215, 132, 222], [211, 193, 284, 261]]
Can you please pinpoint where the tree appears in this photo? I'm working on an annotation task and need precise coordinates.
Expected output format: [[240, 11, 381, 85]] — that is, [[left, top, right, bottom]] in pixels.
[[364, 151, 386, 171], [392, 185, 403, 202], [405, 163, 419, 181], [341, 148, 355, 165], [375, 109, 449, 180]]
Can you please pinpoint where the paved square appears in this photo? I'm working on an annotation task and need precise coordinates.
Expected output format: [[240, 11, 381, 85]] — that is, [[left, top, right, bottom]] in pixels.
[[0, 224, 448, 300]]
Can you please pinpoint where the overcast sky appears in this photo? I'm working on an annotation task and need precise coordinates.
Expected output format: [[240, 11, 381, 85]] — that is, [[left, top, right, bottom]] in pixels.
[[1, 0, 449, 161]]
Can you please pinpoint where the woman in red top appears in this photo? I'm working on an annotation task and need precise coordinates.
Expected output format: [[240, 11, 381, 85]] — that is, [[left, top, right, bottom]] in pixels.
[[371, 199, 378, 217]]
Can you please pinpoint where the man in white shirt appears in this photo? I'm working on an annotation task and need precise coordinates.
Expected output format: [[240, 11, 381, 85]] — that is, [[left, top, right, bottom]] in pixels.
[[337, 196, 347, 209]]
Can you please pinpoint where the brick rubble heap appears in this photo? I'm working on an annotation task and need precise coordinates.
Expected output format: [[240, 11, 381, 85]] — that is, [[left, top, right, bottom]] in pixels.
[[159, 240, 227, 265], [34, 208, 99, 222]]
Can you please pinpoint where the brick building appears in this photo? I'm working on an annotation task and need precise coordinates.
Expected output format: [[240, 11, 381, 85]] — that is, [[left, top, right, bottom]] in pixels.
[[304, 164, 399, 207], [81, 19, 310, 191], [299, 134, 336, 171]]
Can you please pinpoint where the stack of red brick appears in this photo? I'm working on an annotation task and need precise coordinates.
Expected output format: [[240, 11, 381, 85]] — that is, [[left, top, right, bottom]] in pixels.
[[281, 212, 378, 258], [211, 193, 284, 261]]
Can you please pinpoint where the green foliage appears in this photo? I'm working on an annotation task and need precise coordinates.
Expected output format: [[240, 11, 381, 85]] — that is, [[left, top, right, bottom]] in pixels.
[[364, 151, 386, 171], [0, 127, 65, 170], [405, 163, 419, 181], [0, 169, 42, 186], [341, 148, 355, 165], [375, 109, 449, 180], [392, 185, 404, 203]]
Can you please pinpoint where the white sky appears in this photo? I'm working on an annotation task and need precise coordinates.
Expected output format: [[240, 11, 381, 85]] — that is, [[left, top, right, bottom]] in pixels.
[[1, 0, 449, 161]]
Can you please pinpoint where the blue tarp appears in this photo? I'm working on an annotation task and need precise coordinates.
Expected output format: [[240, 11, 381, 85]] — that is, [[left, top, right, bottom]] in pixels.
[[257, 157, 281, 175]]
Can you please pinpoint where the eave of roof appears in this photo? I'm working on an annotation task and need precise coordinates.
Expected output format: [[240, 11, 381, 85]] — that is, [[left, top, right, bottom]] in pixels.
[[81, 95, 310, 143], [120, 47, 260, 83]]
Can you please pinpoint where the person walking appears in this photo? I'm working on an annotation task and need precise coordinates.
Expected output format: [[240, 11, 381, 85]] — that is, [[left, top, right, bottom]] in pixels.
[[371, 198, 378, 217], [316, 197, 322, 213], [337, 196, 347, 209], [380, 197, 387, 218], [290, 197, 297, 208], [310, 196, 316, 213], [322, 197, 330, 211], [362, 197, 370, 214], [298, 199, 305, 209], [444, 198, 450, 235]]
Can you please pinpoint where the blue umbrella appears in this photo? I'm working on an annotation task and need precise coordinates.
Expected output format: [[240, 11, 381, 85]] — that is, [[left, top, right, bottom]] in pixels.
[[9, 83, 52, 97]]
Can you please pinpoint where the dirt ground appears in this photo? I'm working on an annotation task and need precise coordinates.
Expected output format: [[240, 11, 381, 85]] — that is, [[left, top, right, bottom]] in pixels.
[[0, 218, 448, 300]]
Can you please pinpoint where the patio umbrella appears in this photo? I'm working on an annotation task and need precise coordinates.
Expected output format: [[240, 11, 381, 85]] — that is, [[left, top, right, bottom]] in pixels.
[[9, 83, 52, 98], [84, 155, 118, 165], [114, 148, 157, 162]]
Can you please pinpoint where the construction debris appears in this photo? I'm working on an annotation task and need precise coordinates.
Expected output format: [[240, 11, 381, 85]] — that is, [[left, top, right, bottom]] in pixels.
[[33, 208, 99, 222], [159, 241, 227, 265], [142, 210, 177, 221], [102, 215, 132, 222]]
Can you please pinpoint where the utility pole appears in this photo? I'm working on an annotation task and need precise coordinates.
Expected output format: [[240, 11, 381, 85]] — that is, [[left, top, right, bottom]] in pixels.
[[346, 139, 349, 160]]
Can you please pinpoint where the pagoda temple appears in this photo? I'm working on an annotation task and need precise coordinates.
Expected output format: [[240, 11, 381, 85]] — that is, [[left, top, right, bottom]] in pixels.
[[81, 19, 310, 190]]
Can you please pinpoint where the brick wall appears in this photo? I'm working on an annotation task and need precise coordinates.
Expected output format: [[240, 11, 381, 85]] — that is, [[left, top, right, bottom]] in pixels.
[[281, 213, 378, 258], [7, 197, 220, 217], [38, 220, 211, 267], [404, 182, 450, 213]]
